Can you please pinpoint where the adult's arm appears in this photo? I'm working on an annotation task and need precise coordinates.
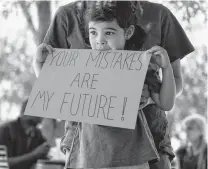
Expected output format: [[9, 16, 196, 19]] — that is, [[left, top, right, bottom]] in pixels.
[[43, 4, 73, 48], [7, 153, 38, 168], [8, 142, 50, 168]]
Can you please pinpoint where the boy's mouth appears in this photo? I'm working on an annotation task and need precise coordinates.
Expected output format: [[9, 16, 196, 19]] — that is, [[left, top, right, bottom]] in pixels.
[[96, 44, 109, 51], [96, 46, 111, 51], [96, 49, 109, 51]]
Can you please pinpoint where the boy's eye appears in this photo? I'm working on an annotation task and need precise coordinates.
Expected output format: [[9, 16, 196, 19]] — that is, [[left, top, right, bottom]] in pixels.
[[89, 31, 97, 36], [105, 31, 115, 36]]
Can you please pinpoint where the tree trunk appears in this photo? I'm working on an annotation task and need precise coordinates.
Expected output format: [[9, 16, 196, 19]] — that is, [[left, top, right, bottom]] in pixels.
[[36, 1, 51, 44]]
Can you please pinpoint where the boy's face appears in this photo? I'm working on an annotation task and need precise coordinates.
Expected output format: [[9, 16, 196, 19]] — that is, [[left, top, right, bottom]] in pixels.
[[88, 20, 127, 51]]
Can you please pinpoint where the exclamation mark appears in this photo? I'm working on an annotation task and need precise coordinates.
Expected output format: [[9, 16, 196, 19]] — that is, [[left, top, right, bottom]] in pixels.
[[121, 97, 127, 121]]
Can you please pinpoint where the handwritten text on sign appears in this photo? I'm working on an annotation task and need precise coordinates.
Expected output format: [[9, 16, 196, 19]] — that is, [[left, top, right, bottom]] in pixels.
[[25, 49, 151, 129]]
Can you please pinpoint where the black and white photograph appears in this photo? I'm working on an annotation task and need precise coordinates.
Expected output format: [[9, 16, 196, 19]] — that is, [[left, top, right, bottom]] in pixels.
[[0, 1, 207, 169]]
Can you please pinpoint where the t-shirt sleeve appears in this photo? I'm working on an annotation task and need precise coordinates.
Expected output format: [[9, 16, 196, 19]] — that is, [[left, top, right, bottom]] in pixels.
[[160, 5, 195, 62], [43, 6, 72, 48]]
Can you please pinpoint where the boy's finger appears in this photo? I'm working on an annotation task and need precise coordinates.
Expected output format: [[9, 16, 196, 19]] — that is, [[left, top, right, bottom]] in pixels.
[[47, 45, 55, 52], [50, 45, 55, 52], [150, 54, 160, 64], [45, 45, 53, 54], [152, 50, 163, 56], [147, 46, 162, 53], [145, 50, 154, 57], [150, 56, 157, 64]]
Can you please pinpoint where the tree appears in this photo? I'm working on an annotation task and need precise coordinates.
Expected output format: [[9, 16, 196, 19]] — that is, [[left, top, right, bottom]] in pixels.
[[163, 1, 207, 136], [0, 1, 51, 120], [168, 1, 207, 30], [167, 45, 207, 135]]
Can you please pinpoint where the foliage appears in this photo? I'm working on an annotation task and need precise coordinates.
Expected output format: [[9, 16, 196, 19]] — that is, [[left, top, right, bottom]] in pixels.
[[168, 1, 207, 30], [167, 45, 207, 135], [0, 1, 51, 120]]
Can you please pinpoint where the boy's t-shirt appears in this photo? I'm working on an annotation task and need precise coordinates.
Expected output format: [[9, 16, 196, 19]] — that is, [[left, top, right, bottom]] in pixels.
[[44, 2, 159, 168], [43, 1, 194, 167]]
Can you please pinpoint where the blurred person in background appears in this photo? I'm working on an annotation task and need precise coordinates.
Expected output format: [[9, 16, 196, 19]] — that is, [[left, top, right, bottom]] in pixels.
[[176, 114, 207, 169], [0, 99, 51, 169]]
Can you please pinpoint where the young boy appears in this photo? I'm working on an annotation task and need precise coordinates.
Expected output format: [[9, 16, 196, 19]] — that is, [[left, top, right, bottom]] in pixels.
[[34, 1, 176, 169]]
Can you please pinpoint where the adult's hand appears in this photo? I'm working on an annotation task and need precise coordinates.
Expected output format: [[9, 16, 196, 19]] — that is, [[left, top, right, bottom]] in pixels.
[[7, 142, 50, 167], [31, 142, 51, 159]]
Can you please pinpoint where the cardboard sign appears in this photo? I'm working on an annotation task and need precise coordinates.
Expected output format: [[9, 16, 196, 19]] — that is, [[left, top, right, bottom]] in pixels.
[[25, 49, 151, 129]]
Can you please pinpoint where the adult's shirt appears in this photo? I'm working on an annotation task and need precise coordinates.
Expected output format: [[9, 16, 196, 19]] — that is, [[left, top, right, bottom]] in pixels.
[[0, 118, 45, 169], [138, 1, 194, 61], [136, 1, 194, 159], [44, 1, 194, 60], [176, 145, 207, 169]]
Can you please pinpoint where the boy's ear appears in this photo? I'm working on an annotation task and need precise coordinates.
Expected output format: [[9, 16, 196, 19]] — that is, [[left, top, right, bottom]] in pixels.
[[125, 25, 135, 40]]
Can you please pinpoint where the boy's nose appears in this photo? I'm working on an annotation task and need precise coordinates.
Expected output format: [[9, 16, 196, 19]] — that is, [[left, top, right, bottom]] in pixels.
[[96, 41, 106, 50], [96, 35, 106, 46]]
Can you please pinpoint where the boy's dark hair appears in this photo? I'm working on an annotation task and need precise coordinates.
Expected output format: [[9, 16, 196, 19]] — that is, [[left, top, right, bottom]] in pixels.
[[84, 1, 146, 50], [85, 1, 138, 29]]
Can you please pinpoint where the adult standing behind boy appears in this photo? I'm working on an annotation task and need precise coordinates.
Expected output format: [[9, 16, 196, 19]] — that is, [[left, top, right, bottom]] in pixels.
[[41, 1, 194, 169], [136, 1, 194, 169], [0, 100, 50, 169]]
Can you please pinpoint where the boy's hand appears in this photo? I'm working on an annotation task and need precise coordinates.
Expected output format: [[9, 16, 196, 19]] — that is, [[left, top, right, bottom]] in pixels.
[[147, 46, 171, 69], [33, 43, 55, 77], [35, 43, 54, 65]]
